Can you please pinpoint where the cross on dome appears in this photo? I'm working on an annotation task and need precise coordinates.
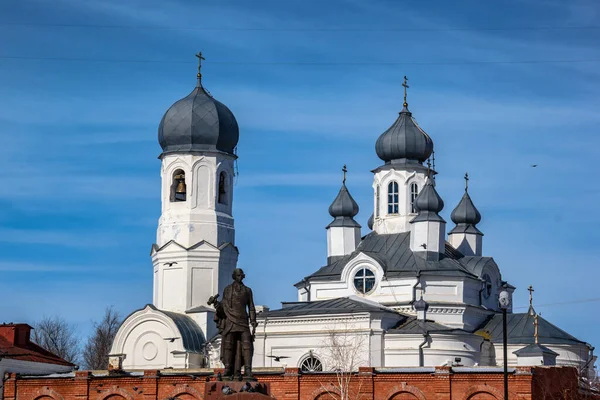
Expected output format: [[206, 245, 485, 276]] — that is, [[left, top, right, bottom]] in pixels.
[[195, 51, 205, 86], [402, 76, 409, 107], [342, 164, 348, 184], [464, 172, 469, 191]]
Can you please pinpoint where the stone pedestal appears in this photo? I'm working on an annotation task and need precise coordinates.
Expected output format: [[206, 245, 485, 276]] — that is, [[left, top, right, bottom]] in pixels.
[[204, 381, 272, 399]]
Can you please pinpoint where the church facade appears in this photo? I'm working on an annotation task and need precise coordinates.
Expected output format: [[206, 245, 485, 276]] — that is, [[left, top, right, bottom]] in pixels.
[[109, 61, 596, 378]]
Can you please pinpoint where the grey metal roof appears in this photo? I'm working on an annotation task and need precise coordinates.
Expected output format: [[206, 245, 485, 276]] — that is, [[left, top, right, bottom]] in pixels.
[[302, 232, 477, 283], [375, 106, 433, 164], [258, 296, 404, 319], [158, 83, 239, 156], [513, 343, 559, 357], [388, 316, 470, 335], [481, 311, 586, 346], [460, 256, 498, 277], [160, 308, 205, 353]]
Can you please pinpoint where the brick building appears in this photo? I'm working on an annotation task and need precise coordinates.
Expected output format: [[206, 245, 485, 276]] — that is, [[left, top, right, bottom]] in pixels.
[[3, 366, 599, 400]]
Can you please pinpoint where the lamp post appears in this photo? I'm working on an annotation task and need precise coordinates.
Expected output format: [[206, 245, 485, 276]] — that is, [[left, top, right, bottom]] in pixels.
[[498, 287, 510, 400]]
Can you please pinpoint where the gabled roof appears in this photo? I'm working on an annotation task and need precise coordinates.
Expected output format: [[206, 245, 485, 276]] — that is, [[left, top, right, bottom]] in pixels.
[[258, 296, 405, 319], [514, 343, 559, 356], [0, 324, 74, 367], [481, 311, 586, 346], [388, 317, 471, 335], [301, 232, 478, 284]]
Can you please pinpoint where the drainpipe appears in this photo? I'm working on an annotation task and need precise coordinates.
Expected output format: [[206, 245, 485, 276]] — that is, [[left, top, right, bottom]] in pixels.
[[411, 273, 422, 304], [418, 332, 429, 367]]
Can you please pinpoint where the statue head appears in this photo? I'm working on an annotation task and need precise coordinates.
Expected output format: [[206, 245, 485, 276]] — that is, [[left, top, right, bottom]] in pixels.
[[232, 268, 245, 283]]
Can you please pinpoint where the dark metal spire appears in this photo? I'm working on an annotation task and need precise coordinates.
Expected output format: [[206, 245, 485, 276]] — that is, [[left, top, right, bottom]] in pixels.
[[402, 76, 409, 108], [195, 51, 205, 87]]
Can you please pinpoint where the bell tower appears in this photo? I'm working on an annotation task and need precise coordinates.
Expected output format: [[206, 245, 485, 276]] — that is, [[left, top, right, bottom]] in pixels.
[[371, 77, 434, 234], [152, 53, 239, 314]]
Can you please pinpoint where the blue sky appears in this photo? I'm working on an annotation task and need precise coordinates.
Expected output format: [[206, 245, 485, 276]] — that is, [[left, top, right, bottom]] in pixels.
[[1, 0, 599, 354]]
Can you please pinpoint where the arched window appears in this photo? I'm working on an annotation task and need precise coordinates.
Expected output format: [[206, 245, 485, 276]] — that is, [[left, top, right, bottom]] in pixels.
[[170, 169, 186, 202], [218, 172, 227, 205], [410, 182, 419, 213], [300, 352, 323, 372], [482, 273, 493, 299], [388, 181, 399, 214], [375, 185, 380, 217], [353, 267, 376, 294]]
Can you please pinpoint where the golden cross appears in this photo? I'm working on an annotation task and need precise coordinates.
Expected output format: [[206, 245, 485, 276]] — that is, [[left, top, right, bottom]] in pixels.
[[528, 285, 534, 308], [342, 165, 347, 184], [402, 76, 409, 107], [195, 52, 205, 83]]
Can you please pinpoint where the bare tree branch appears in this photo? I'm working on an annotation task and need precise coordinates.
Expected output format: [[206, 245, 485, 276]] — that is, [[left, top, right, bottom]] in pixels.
[[82, 307, 122, 370], [31, 315, 80, 365], [318, 321, 368, 400]]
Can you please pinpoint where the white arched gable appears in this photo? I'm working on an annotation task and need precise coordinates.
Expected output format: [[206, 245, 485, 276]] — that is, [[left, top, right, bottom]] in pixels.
[[340, 252, 385, 295], [111, 305, 185, 369]]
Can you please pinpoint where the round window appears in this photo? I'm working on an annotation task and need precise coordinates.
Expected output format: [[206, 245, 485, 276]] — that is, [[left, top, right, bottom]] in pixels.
[[482, 273, 493, 299], [300, 353, 323, 372], [353, 267, 376, 294]]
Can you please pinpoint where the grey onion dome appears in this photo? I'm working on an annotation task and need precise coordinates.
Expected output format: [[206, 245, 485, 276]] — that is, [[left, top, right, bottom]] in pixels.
[[329, 183, 359, 218], [368, 213, 374, 230], [412, 179, 445, 223], [415, 179, 444, 213], [158, 84, 239, 156], [451, 191, 482, 225], [414, 297, 429, 312], [375, 106, 434, 163]]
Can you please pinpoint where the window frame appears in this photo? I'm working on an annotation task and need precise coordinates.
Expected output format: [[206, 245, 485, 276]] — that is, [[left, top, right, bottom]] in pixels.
[[410, 182, 419, 213], [387, 181, 399, 215], [353, 267, 377, 295]]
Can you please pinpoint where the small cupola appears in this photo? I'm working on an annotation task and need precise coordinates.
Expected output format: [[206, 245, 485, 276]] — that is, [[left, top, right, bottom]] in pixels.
[[410, 172, 446, 261], [375, 77, 433, 165], [158, 52, 239, 157], [414, 294, 429, 321], [449, 173, 484, 256], [326, 166, 361, 261]]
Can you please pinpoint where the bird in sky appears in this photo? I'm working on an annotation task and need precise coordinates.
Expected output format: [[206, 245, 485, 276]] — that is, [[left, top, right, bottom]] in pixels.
[[267, 355, 291, 362], [164, 262, 178, 267], [531, 164, 538, 167]]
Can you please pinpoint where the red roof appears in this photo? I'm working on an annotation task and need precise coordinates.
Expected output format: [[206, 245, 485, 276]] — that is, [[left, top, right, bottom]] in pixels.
[[0, 323, 74, 367]]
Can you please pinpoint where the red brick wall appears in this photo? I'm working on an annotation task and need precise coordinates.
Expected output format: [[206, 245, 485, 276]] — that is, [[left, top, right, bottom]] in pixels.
[[4, 366, 597, 400]]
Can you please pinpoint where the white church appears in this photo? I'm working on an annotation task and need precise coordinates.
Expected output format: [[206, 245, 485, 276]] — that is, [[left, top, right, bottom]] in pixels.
[[109, 59, 596, 377]]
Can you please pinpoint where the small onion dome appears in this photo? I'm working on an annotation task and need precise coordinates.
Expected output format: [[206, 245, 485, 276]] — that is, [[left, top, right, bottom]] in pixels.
[[451, 191, 481, 226], [449, 176, 483, 235], [414, 297, 429, 312], [158, 84, 239, 156], [368, 213, 374, 230], [412, 179, 445, 223], [375, 106, 434, 164], [329, 183, 359, 218], [327, 183, 361, 228]]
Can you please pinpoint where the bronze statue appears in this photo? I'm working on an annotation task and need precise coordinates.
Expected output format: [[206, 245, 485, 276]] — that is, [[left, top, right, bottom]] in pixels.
[[208, 268, 257, 380]]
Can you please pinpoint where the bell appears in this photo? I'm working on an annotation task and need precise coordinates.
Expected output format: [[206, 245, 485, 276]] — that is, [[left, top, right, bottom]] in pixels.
[[176, 180, 186, 194]]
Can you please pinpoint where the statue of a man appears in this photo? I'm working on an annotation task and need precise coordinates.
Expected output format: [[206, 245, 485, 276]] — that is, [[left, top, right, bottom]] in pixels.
[[214, 268, 257, 379]]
